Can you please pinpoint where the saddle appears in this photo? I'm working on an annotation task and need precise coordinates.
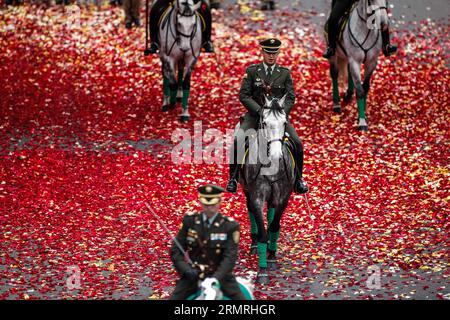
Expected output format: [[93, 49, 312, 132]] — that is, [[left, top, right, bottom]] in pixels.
[[324, 1, 359, 42]]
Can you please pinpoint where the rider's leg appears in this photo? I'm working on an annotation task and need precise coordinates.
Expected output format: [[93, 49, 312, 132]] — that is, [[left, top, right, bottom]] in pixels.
[[226, 115, 258, 193], [220, 276, 247, 300], [381, 27, 397, 57], [169, 278, 199, 300], [131, 0, 141, 26], [323, 0, 354, 59], [123, 0, 133, 28], [198, 1, 214, 53], [285, 123, 308, 194], [148, 0, 170, 53]]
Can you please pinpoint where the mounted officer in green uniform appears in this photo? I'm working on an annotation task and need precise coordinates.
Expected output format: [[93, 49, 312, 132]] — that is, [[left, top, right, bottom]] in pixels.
[[323, 0, 397, 59], [225, 38, 308, 195], [170, 185, 246, 300]]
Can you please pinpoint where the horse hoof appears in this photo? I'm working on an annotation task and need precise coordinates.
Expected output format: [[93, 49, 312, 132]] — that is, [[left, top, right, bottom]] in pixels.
[[333, 106, 342, 114], [256, 273, 270, 285], [162, 104, 175, 112], [180, 115, 190, 122], [267, 260, 277, 270], [249, 246, 258, 255], [343, 92, 354, 103], [358, 125, 368, 132]]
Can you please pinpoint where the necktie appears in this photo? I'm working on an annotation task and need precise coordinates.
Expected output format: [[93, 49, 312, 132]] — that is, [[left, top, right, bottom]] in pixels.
[[267, 66, 272, 79]]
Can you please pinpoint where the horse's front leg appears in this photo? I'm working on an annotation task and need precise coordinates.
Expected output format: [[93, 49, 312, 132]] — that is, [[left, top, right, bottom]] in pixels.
[[362, 57, 378, 118], [267, 200, 289, 271], [161, 58, 178, 112], [330, 57, 341, 113], [179, 56, 197, 122], [348, 59, 368, 131], [247, 197, 269, 285]]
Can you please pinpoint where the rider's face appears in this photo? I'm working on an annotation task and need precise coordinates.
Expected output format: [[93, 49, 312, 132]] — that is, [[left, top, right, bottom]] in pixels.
[[202, 201, 221, 216], [262, 50, 279, 66]]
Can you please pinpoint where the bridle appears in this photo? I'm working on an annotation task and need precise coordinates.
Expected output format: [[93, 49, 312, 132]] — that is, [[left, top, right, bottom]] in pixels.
[[164, 0, 200, 58], [175, 2, 198, 37], [258, 100, 286, 149], [348, 0, 388, 63]]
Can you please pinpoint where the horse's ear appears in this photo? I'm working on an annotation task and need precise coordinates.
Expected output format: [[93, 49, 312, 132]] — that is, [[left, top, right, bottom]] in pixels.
[[278, 94, 287, 109], [192, 0, 202, 11]]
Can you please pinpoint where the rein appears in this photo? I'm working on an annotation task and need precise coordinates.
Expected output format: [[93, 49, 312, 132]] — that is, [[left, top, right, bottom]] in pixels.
[[162, 3, 200, 59], [347, 0, 387, 63]]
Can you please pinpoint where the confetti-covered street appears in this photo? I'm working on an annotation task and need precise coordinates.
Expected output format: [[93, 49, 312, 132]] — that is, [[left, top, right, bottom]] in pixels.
[[0, 0, 449, 300]]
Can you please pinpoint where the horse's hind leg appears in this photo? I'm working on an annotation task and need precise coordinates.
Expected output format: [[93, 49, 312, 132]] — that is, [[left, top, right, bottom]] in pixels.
[[162, 76, 171, 111], [248, 211, 258, 255], [330, 58, 341, 113], [266, 207, 278, 270], [177, 66, 183, 103], [348, 59, 368, 131], [267, 202, 288, 270], [179, 58, 197, 122], [162, 60, 177, 112], [344, 64, 355, 103]]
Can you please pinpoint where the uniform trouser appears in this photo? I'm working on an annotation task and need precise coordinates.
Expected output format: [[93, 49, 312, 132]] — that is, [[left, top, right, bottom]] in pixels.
[[327, 0, 354, 50], [124, 0, 141, 24], [149, 0, 212, 45], [229, 115, 304, 180], [170, 275, 247, 300]]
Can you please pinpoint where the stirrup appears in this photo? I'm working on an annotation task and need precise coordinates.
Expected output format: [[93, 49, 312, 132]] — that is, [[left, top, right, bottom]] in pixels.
[[202, 41, 214, 53], [145, 43, 159, 55], [294, 178, 308, 194], [383, 44, 397, 57]]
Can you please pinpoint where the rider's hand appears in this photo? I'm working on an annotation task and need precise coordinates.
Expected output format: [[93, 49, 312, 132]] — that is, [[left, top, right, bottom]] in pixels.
[[184, 268, 199, 281]]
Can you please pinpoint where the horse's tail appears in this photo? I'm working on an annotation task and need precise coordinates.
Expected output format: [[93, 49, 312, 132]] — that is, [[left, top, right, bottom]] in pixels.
[[338, 56, 348, 83]]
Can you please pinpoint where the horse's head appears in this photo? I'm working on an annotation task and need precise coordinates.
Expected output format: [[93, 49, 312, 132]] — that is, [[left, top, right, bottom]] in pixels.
[[174, 0, 201, 51], [259, 94, 287, 160], [366, 0, 389, 31]]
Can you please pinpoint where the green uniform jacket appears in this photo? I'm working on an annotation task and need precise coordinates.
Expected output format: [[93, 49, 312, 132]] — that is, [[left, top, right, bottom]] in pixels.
[[170, 212, 240, 282], [239, 62, 296, 118]]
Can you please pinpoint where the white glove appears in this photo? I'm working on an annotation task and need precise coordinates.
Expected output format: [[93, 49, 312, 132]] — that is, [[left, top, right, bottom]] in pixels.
[[200, 277, 221, 300]]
